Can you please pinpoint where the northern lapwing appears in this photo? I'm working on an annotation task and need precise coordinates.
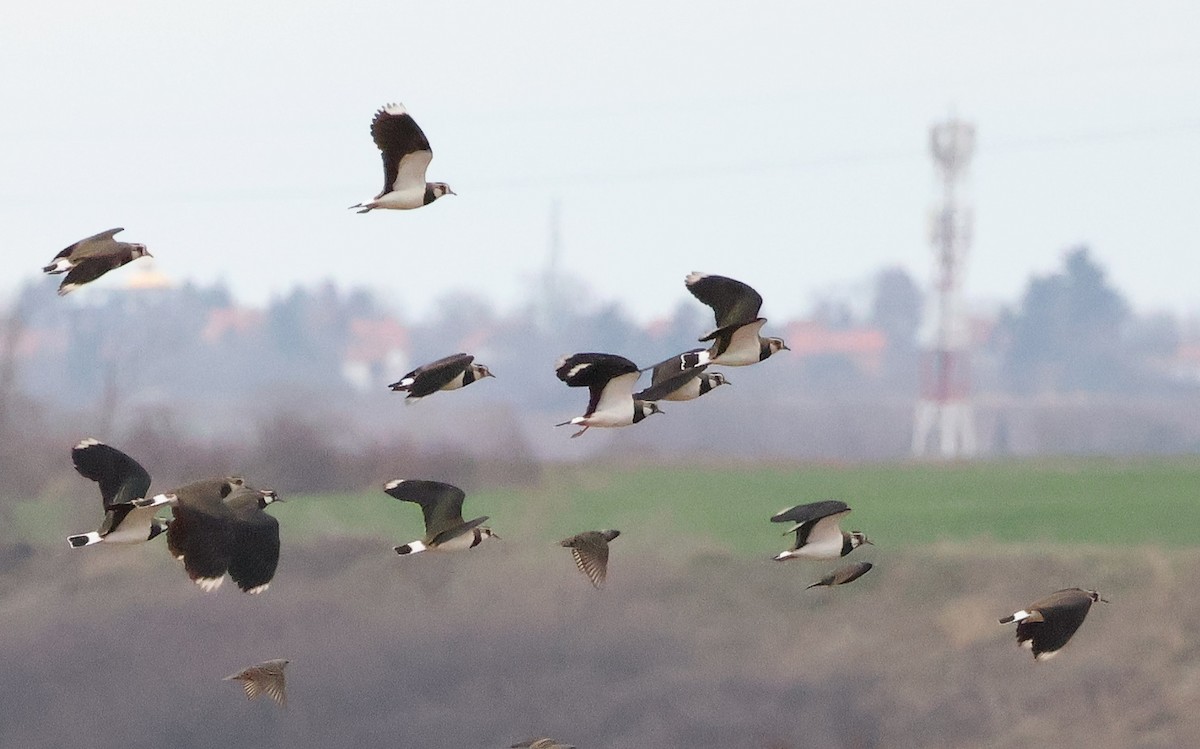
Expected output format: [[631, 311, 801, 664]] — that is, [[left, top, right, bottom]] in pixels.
[[137, 478, 283, 593], [511, 740, 576, 749], [999, 588, 1108, 661], [224, 659, 290, 707], [771, 500, 871, 561], [806, 561, 874, 589], [43, 228, 152, 296], [554, 353, 663, 438], [680, 272, 789, 368], [560, 529, 620, 589], [633, 350, 729, 402], [350, 103, 454, 213], [385, 479, 496, 555], [66, 438, 169, 548], [388, 353, 493, 402]]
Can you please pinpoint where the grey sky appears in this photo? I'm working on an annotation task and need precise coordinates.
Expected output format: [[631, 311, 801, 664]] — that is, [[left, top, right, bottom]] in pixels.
[[3, 1, 1198, 322]]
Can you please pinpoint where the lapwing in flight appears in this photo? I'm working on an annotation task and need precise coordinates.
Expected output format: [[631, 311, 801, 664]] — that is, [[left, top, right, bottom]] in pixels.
[[388, 353, 493, 403], [560, 529, 620, 589], [634, 350, 729, 402], [999, 588, 1108, 660], [385, 479, 496, 555], [806, 561, 874, 589], [350, 103, 454, 213], [511, 740, 577, 749], [224, 658, 290, 707], [771, 500, 871, 561], [43, 228, 151, 296], [555, 353, 663, 438], [680, 273, 789, 369], [137, 478, 283, 593], [66, 439, 169, 548]]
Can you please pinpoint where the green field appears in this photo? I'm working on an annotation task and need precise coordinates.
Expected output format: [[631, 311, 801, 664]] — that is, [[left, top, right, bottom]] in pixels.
[[264, 457, 1200, 555]]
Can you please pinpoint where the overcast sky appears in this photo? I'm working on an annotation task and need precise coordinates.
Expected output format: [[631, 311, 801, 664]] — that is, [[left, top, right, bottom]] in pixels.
[[3, 1, 1198, 323]]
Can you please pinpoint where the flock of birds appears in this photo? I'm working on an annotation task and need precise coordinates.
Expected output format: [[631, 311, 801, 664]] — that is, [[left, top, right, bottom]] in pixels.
[[47, 101, 1105, 745]]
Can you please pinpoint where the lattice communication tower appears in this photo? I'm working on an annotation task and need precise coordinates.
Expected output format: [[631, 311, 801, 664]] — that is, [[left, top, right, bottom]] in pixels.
[[912, 118, 977, 458]]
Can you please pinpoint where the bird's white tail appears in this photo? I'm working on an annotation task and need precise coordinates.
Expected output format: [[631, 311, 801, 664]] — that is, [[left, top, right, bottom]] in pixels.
[[999, 609, 1031, 625], [394, 540, 427, 555], [67, 532, 102, 548], [679, 350, 711, 370], [132, 492, 176, 508]]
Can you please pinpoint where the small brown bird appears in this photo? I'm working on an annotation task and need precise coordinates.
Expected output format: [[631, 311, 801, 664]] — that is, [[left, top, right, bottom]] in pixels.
[[560, 529, 620, 589], [224, 659, 290, 707], [806, 561, 873, 589], [511, 740, 576, 749]]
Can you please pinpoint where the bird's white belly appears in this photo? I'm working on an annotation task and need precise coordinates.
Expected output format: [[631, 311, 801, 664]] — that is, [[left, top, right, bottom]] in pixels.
[[434, 530, 476, 551], [713, 326, 762, 366], [793, 535, 844, 559], [661, 379, 701, 401], [374, 187, 426, 210], [586, 408, 635, 428], [103, 521, 151, 544], [440, 372, 467, 391]]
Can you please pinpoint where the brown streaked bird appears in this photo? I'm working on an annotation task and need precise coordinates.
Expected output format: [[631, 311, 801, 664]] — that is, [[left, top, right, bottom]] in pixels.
[[560, 529, 620, 589], [388, 352, 494, 403], [224, 659, 290, 707], [43, 228, 152, 296], [350, 103, 454, 213], [999, 588, 1108, 660], [806, 561, 873, 589], [511, 739, 576, 749]]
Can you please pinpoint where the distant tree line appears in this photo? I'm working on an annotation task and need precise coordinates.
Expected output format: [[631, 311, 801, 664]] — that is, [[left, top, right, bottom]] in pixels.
[[0, 245, 1193, 501]]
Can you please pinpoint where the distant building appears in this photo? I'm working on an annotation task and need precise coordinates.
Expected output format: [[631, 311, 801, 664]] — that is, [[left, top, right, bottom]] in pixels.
[[1168, 342, 1200, 384], [202, 307, 264, 344], [782, 320, 887, 376], [342, 317, 409, 391], [122, 261, 173, 292]]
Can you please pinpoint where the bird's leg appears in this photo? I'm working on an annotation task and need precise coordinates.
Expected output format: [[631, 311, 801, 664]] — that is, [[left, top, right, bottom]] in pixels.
[[570, 426, 589, 438]]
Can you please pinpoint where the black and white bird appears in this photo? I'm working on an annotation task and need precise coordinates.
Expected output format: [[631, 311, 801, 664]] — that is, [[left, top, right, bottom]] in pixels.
[[224, 659, 290, 707], [999, 588, 1108, 661], [43, 228, 152, 296], [680, 272, 789, 369], [350, 103, 454, 213], [137, 478, 283, 593], [388, 353, 493, 402], [66, 438, 169, 548], [771, 500, 871, 561], [633, 350, 729, 402], [560, 529, 620, 589], [806, 561, 874, 589], [511, 740, 576, 749], [385, 479, 496, 555], [554, 353, 663, 438]]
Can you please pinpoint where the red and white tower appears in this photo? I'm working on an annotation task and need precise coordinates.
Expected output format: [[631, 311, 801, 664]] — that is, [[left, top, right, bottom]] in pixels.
[[912, 117, 977, 458]]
